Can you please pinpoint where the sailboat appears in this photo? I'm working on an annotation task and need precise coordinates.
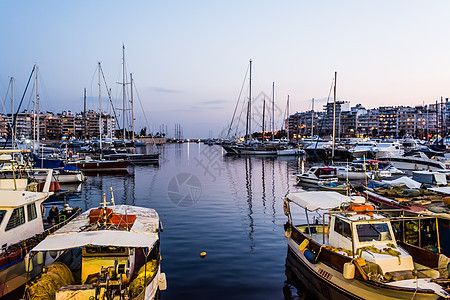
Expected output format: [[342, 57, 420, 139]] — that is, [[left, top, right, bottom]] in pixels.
[[104, 45, 160, 164], [224, 60, 278, 155], [67, 62, 130, 172]]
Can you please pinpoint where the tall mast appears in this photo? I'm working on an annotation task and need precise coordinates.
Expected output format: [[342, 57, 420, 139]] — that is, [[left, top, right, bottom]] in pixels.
[[332, 71, 337, 158], [286, 95, 289, 141], [311, 98, 314, 137], [83, 88, 87, 137], [262, 98, 265, 142], [10, 77, 15, 149], [272, 82, 275, 141], [130, 73, 135, 143], [98, 62, 102, 158], [248, 59, 252, 144], [122, 44, 126, 139]]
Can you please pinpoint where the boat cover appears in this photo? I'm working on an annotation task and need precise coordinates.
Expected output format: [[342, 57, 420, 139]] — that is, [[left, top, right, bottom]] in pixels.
[[31, 230, 158, 251], [429, 186, 450, 195], [286, 191, 352, 211], [381, 176, 421, 189]]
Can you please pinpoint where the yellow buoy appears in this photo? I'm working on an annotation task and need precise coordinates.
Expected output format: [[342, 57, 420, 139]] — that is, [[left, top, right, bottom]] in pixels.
[[200, 252, 207, 258]]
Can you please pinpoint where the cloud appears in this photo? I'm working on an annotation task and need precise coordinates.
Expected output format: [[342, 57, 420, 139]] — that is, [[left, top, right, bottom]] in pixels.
[[152, 87, 179, 93], [198, 99, 227, 105]]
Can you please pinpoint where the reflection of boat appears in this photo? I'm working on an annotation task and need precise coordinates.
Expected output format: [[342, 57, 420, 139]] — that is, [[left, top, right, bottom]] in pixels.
[[283, 191, 450, 299], [296, 166, 339, 185], [27, 195, 166, 299], [0, 168, 81, 297]]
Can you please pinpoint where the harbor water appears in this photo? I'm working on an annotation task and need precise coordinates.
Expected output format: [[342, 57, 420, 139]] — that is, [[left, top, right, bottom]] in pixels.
[[43, 143, 312, 299]]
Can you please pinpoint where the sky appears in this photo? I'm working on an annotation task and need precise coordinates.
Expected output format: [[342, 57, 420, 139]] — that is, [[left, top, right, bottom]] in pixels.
[[2, 1, 450, 138]]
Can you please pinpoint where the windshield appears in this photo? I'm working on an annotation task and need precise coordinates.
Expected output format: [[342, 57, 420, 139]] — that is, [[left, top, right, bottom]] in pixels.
[[0, 210, 5, 226], [356, 223, 392, 242]]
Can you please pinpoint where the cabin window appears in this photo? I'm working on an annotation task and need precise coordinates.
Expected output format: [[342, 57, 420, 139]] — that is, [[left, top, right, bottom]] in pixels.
[[334, 218, 351, 239], [27, 203, 37, 221], [5, 206, 25, 231], [0, 210, 5, 226], [356, 223, 392, 242]]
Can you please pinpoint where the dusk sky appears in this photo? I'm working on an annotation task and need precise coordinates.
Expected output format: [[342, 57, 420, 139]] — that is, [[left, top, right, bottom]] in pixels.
[[2, 1, 450, 138]]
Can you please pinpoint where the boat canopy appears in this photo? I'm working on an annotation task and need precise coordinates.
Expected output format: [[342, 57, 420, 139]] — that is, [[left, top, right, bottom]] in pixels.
[[286, 191, 352, 211], [381, 176, 421, 189], [31, 230, 158, 252]]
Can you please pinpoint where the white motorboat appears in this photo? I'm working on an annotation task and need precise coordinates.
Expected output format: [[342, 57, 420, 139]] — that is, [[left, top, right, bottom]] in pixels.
[[0, 159, 81, 297], [277, 147, 306, 156], [348, 141, 377, 159], [372, 141, 402, 158], [379, 150, 446, 172], [283, 191, 450, 299], [335, 161, 392, 180], [296, 166, 339, 185], [26, 194, 166, 300]]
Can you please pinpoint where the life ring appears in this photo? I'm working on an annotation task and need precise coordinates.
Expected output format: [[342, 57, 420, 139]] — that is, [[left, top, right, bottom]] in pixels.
[[283, 199, 290, 216]]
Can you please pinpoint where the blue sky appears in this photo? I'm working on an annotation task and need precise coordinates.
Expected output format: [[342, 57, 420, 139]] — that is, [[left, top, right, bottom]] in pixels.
[[2, 1, 450, 138]]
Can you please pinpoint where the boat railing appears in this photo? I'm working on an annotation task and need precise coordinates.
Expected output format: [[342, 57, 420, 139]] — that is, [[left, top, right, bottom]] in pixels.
[[0, 207, 82, 255]]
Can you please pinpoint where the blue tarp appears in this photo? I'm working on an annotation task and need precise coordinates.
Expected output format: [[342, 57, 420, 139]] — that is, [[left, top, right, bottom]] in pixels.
[[62, 164, 80, 171]]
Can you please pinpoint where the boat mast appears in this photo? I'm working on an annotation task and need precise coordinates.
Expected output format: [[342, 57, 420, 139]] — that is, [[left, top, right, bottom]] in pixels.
[[286, 95, 289, 141], [248, 59, 252, 145], [311, 98, 314, 137], [262, 98, 265, 143], [130, 73, 135, 143], [98, 62, 103, 159], [272, 82, 275, 141], [10, 77, 15, 149], [332, 72, 337, 158], [33, 64, 39, 153], [84, 88, 87, 137], [122, 44, 126, 139]]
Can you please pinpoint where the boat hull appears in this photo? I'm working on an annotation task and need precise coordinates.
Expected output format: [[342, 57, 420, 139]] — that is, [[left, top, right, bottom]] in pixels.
[[379, 157, 445, 171], [67, 160, 130, 172], [287, 237, 442, 300]]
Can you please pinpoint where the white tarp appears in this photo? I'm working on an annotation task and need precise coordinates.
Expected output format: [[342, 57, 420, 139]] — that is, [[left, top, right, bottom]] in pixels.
[[429, 186, 450, 195], [381, 176, 421, 189], [31, 230, 158, 252], [286, 191, 351, 211]]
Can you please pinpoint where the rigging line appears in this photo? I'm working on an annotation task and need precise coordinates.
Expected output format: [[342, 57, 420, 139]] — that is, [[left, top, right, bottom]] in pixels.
[[1, 80, 13, 128], [227, 64, 250, 139], [100, 65, 122, 134], [311, 77, 334, 161], [130, 79, 150, 131], [4, 66, 35, 149]]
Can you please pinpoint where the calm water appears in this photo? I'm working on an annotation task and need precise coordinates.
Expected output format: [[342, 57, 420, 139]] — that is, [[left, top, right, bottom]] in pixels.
[[44, 143, 312, 300]]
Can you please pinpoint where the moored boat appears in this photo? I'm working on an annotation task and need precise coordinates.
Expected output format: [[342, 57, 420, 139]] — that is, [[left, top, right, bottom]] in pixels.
[[67, 158, 130, 172], [296, 166, 339, 185], [0, 168, 81, 297], [25, 193, 166, 299], [283, 191, 450, 299]]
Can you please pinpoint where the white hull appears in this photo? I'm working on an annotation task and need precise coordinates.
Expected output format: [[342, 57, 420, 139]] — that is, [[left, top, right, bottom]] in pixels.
[[297, 175, 339, 185], [383, 158, 445, 171], [33, 173, 85, 183], [277, 149, 305, 156]]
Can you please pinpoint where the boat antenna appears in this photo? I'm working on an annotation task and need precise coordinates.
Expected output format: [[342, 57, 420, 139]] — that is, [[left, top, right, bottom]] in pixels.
[[110, 186, 116, 212]]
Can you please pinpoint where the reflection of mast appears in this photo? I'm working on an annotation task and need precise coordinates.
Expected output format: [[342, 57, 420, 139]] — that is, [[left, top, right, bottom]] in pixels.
[[261, 158, 266, 213], [244, 156, 254, 249], [271, 158, 276, 224]]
